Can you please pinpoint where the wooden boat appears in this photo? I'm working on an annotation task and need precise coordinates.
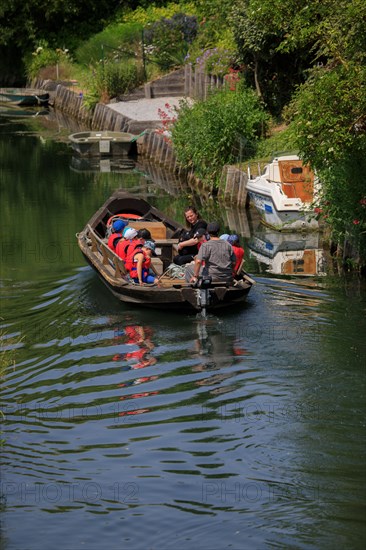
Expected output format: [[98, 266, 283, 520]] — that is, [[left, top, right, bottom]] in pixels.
[[0, 88, 49, 106], [246, 154, 319, 231], [77, 191, 253, 312], [69, 131, 138, 157]]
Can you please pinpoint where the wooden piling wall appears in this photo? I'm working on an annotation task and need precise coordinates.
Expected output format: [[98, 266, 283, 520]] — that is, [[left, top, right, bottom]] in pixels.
[[52, 85, 93, 125], [218, 165, 248, 207]]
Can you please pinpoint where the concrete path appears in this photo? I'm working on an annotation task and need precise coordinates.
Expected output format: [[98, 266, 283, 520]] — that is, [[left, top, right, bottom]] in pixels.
[[108, 96, 186, 125]]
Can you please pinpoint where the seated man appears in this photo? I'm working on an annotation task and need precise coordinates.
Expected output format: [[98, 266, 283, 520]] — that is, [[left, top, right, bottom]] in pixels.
[[186, 222, 236, 284]]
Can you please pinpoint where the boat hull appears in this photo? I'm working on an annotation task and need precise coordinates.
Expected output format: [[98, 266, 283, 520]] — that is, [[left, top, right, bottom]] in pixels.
[[80, 246, 250, 312], [247, 189, 318, 231], [246, 154, 319, 231], [69, 131, 137, 157], [0, 88, 49, 106]]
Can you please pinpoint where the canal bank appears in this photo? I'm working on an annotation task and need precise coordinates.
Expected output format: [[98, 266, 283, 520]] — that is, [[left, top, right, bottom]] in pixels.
[[33, 78, 249, 205]]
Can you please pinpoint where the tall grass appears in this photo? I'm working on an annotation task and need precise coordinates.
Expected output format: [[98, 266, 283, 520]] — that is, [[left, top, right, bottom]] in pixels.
[[75, 22, 143, 65]]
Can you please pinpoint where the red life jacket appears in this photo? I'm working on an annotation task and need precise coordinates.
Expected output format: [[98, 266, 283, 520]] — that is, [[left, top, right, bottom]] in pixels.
[[125, 245, 151, 275], [116, 238, 142, 261], [107, 232, 123, 252], [232, 245, 245, 273]]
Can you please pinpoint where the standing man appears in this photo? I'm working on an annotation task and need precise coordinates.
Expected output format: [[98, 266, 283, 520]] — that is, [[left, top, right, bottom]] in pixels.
[[188, 222, 236, 284]]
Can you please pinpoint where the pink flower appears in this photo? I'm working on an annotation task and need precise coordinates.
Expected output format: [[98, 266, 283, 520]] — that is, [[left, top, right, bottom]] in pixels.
[[314, 207, 322, 214], [353, 219, 360, 225]]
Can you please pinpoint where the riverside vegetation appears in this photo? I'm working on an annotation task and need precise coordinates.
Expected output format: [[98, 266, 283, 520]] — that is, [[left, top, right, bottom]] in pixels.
[[1, 0, 365, 271]]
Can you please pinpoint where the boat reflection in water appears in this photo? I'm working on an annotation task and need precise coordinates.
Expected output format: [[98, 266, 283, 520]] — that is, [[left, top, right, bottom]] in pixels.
[[110, 319, 250, 418], [0, 105, 49, 118], [248, 230, 327, 276], [70, 155, 137, 173], [113, 324, 158, 417]]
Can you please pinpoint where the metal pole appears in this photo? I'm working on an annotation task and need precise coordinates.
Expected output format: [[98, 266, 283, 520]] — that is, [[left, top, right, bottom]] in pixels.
[[141, 29, 146, 81]]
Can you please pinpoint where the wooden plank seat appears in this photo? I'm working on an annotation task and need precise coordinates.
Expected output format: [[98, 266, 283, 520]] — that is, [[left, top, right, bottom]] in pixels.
[[158, 276, 191, 288]]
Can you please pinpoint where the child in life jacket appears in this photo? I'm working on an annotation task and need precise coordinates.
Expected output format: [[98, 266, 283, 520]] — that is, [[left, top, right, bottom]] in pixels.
[[115, 227, 139, 261], [107, 219, 127, 252], [227, 234, 245, 275], [125, 240, 157, 285]]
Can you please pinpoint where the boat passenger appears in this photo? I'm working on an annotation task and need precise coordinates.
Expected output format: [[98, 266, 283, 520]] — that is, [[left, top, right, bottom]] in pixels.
[[137, 228, 153, 242], [173, 206, 207, 266], [186, 221, 236, 284], [219, 234, 230, 241], [115, 228, 140, 261], [107, 219, 127, 252], [126, 240, 157, 285], [193, 227, 207, 251], [227, 234, 245, 275]]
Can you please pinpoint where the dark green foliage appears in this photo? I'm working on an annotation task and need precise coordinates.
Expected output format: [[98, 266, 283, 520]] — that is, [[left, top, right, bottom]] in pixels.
[[172, 84, 269, 183], [143, 13, 198, 70], [290, 63, 366, 257]]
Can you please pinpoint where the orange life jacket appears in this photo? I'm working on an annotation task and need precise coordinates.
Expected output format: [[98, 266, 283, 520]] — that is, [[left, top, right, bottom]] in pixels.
[[125, 246, 151, 276], [107, 232, 123, 252], [116, 238, 142, 261]]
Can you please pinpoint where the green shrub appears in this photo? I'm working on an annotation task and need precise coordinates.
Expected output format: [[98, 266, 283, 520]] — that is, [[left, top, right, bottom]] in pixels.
[[144, 13, 198, 71], [172, 84, 269, 183], [122, 2, 197, 26], [25, 41, 71, 79], [83, 59, 145, 109]]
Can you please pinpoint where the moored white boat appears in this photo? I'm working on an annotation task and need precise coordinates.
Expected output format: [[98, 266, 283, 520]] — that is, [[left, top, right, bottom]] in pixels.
[[246, 154, 319, 231]]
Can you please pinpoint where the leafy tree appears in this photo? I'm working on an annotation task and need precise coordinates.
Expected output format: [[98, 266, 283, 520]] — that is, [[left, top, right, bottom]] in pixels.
[[0, 0, 126, 83], [230, 0, 321, 115]]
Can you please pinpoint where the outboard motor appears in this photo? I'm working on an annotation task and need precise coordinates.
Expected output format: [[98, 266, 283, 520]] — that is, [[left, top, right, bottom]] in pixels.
[[194, 276, 212, 316]]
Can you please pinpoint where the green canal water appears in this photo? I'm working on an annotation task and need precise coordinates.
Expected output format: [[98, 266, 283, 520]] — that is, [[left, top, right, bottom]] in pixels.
[[1, 110, 365, 550]]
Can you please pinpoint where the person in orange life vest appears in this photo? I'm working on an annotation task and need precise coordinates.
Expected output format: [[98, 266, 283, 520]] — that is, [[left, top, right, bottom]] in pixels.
[[126, 240, 157, 285], [227, 234, 245, 275], [107, 219, 128, 252], [115, 227, 140, 261]]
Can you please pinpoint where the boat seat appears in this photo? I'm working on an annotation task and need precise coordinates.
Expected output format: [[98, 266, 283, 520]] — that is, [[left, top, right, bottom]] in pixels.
[[128, 220, 167, 240], [158, 276, 191, 288]]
